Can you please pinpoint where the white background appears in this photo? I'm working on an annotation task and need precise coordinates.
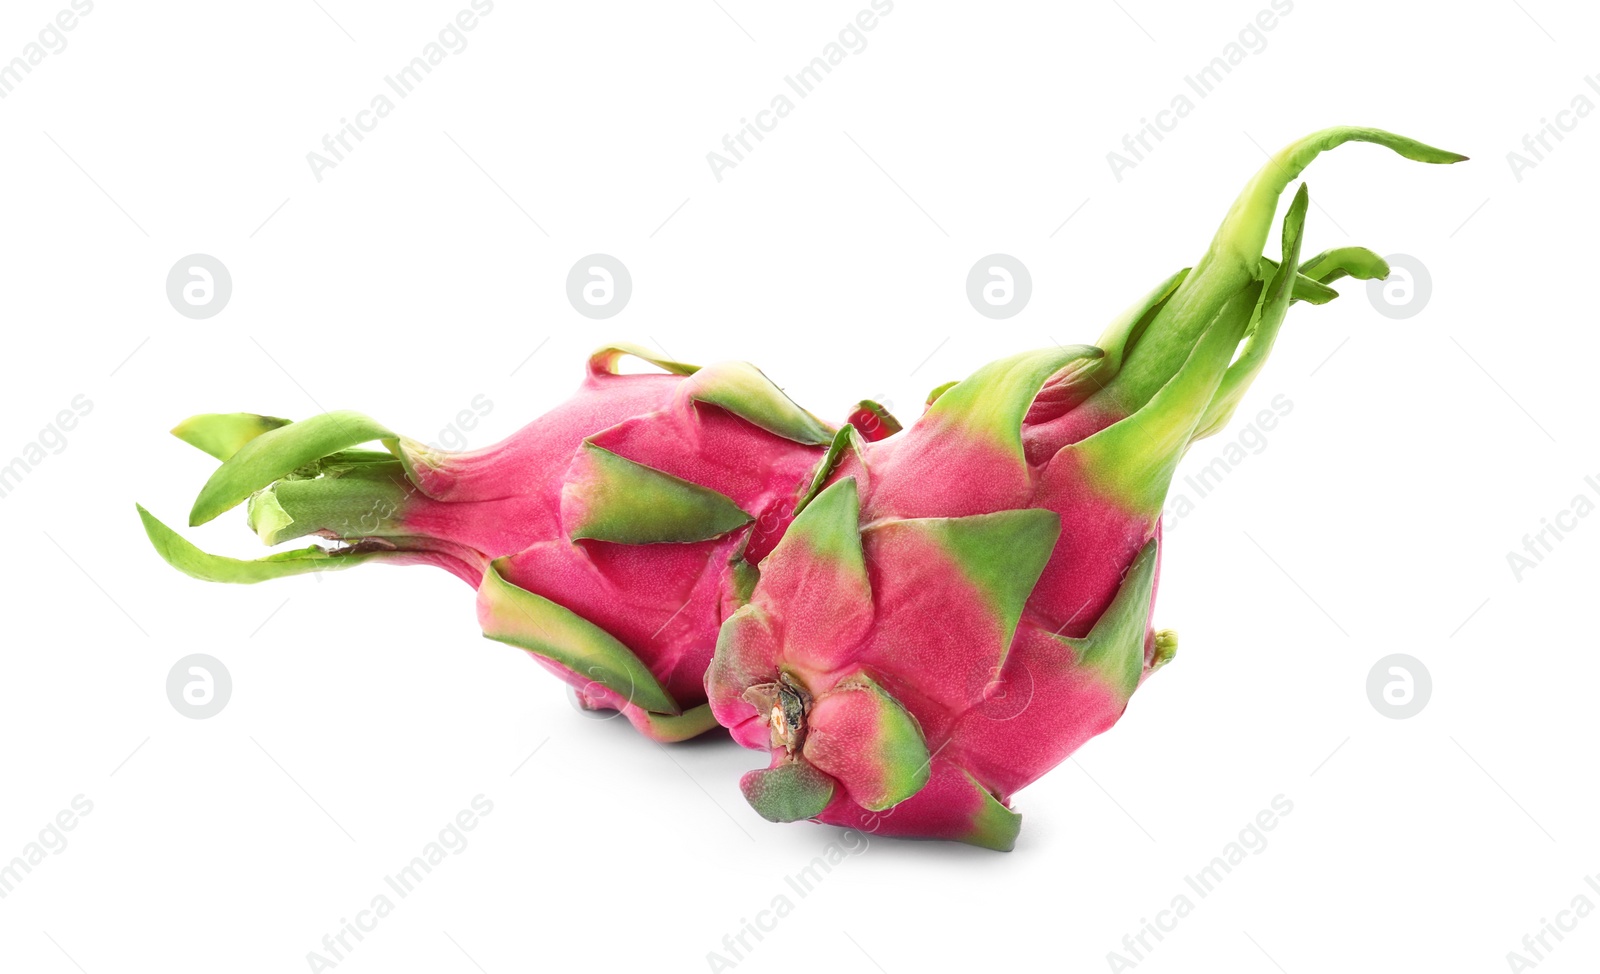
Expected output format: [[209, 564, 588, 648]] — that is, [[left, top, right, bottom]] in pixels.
[[1, 1, 1594, 971]]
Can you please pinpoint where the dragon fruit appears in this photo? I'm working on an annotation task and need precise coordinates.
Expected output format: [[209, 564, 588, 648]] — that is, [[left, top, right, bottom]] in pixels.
[[140, 125, 1462, 852], [138, 346, 898, 740], [704, 127, 1465, 849]]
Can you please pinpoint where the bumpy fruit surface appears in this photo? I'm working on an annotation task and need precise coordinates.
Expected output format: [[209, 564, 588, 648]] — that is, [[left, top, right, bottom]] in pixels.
[[140, 126, 1464, 851], [706, 127, 1464, 849], [140, 346, 895, 740]]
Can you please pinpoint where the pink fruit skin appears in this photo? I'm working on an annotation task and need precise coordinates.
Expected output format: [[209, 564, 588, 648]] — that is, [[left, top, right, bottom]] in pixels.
[[1028, 449, 1159, 640], [711, 113, 1444, 838], [376, 541, 491, 588], [838, 421, 1151, 641], [379, 366, 830, 727], [895, 431, 1160, 796], [397, 371, 685, 559], [703, 354, 1172, 843], [816, 759, 1017, 846], [939, 624, 1132, 801], [152, 126, 1465, 848]]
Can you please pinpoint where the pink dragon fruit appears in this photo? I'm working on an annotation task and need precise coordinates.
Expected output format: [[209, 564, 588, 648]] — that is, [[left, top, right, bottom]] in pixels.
[[139, 345, 897, 740], [140, 125, 1462, 852], [704, 126, 1465, 849]]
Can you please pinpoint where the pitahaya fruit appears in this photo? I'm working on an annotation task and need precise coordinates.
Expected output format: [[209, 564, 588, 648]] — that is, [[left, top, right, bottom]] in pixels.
[[704, 126, 1465, 849], [139, 125, 1462, 852], [138, 344, 898, 741]]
